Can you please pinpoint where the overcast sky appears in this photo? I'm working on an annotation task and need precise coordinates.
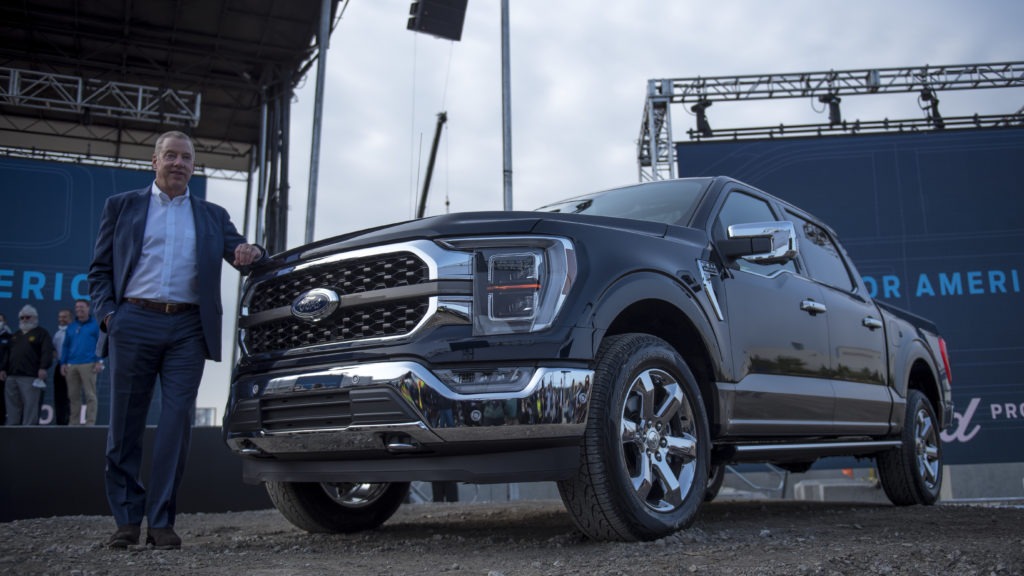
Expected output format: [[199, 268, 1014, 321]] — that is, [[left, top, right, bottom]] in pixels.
[[196, 0, 1023, 413]]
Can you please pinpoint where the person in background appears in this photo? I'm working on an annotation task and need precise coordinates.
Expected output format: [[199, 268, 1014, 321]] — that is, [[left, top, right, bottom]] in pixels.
[[89, 130, 266, 550], [0, 305, 54, 425], [62, 299, 102, 425], [0, 313, 12, 424], [51, 308, 72, 425]]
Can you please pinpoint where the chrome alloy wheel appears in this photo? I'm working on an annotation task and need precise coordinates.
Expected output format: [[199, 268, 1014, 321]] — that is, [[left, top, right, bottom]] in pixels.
[[320, 482, 391, 508], [619, 368, 699, 512], [914, 407, 940, 489]]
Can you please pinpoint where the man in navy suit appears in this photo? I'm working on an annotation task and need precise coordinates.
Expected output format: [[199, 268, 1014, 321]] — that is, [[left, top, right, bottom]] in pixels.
[[89, 130, 265, 549]]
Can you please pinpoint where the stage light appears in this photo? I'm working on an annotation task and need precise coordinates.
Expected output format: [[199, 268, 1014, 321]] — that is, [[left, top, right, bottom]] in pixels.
[[691, 100, 712, 137], [819, 94, 842, 125], [920, 89, 944, 129]]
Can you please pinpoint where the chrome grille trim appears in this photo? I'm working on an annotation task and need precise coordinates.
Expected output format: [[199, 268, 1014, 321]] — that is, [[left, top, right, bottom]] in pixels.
[[240, 240, 473, 357]]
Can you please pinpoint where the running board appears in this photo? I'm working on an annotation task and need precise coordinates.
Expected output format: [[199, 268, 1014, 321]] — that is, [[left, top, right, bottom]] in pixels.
[[717, 440, 902, 463]]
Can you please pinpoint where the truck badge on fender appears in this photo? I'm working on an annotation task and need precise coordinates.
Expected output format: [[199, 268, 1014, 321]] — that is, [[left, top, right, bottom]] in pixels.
[[291, 288, 339, 322]]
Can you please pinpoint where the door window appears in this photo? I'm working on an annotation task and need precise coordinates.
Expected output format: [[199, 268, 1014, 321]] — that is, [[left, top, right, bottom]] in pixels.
[[788, 212, 854, 291]]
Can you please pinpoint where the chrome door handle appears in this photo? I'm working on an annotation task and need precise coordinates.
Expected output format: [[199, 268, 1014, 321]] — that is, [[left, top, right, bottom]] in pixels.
[[862, 316, 883, 330], [800, 300, 827, 315]]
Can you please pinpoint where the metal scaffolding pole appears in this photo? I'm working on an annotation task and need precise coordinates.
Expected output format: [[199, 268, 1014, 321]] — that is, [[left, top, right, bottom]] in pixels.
[[501, 0, 513, 210], [255, 96, 269, 247], [305, 0, 332, 245]]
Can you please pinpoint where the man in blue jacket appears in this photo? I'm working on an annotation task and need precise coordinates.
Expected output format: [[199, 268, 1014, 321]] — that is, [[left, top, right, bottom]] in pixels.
[[88, 130, 265, 550], [61, 299, 103, 425]]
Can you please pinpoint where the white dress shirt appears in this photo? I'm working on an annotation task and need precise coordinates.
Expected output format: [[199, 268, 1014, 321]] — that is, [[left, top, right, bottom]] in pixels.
[[123, 182, 200, 304]]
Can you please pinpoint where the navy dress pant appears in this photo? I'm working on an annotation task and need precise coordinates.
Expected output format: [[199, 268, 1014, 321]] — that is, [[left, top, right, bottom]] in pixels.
[[105, 302, 206, 529]]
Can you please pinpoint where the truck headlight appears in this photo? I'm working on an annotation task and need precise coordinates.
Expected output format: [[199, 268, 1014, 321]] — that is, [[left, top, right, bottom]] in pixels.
[[488, 252, 541, 320], [439, 236, 576, 335]]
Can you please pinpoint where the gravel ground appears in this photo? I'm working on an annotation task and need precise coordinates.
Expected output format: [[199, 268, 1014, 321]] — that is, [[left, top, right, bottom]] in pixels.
[[2, 499, 1022, 576]]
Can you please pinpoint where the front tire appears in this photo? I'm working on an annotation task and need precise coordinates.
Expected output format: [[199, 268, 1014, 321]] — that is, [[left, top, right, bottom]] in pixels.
[[558, 333, 709, 541], [265, 481, 409, 533], [705, 464, 726, 502], [876, 389, 942, 505]]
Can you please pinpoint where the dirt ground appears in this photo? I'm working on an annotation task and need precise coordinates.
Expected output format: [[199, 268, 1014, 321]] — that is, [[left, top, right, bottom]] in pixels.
[[2, 498, 1022, 576]]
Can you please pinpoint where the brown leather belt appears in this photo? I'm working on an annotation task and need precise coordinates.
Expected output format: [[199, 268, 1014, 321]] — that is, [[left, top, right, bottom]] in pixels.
[[125, 298, 198, 314]]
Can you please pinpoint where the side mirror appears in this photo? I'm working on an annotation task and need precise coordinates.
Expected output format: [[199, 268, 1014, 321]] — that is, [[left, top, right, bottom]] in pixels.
[[719, 221, 798, 264]]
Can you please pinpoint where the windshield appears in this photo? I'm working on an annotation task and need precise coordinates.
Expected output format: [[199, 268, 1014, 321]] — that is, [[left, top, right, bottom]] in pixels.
[[535, 179, 709, 226]]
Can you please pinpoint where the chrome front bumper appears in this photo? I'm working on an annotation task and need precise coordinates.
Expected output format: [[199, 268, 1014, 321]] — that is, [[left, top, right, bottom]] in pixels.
[[226, 361, 594, 457]]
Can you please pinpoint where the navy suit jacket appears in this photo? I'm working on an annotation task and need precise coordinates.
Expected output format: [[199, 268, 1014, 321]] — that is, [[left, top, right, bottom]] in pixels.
[[88, 187, 253, 362]]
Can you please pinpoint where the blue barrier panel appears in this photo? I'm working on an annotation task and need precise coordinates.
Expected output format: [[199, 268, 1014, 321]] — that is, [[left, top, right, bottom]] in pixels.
[[677, 128, 1024, 465], [0, 156, 207, 426]]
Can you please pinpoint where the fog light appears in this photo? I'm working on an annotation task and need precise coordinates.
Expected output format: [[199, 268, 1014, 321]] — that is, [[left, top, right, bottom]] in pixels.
[[436, 367, 534, 394]]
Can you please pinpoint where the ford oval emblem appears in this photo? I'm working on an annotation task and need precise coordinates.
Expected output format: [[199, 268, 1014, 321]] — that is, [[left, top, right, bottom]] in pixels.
[[291, 288, 340, 322]]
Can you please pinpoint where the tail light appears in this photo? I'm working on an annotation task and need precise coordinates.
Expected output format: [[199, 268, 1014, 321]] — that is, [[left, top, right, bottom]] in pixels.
[[938, 337, 952, 385]]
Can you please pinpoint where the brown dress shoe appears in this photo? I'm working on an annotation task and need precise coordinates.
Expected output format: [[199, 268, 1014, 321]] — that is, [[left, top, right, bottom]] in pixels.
[[106, 525, 141, 549], [146, 527, 182, 550]]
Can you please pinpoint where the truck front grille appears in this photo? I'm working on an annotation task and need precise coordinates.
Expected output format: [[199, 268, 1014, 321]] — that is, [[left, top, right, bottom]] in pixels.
[[248, 252, 430, 313], [243, 251, 432, 355], [246, 300, 430, 354]]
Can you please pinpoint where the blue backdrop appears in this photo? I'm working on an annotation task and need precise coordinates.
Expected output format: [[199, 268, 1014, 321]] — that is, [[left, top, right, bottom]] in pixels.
[[677, 127, 1024, 465], [0, 156, 207, 425]]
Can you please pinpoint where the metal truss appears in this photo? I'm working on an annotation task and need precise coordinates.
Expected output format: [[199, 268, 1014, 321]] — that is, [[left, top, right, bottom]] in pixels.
[[0, 145, 248, 182], [686, 113, 1024, 142], [638, 61, 1024, 181], [0, 67, 201, 126], [637, 91, 675, 182], [650, 62, 1024, 104], [0, 114, 252, 173], [0, 145, 151, 171]]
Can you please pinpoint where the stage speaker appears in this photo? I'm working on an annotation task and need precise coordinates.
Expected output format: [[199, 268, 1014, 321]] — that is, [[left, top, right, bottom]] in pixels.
[[407, 0, 468, 42]]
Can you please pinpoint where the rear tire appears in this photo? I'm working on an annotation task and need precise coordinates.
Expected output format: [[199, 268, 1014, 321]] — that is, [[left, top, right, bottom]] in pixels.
[[558, 333, 709, 541], [265, 481, 409, 533], [876, 389, 942, 505]]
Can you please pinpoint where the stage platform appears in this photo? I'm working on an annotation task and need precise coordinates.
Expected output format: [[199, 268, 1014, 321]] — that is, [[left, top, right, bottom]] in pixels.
[[0, 426, 271, 522]]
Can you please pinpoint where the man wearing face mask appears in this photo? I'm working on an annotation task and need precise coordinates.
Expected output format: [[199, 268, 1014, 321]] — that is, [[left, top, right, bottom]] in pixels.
[[0, 305, 54, 426]]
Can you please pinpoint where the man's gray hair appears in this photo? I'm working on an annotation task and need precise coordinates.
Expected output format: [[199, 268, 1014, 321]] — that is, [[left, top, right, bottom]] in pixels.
[[18, 304, 38, 318], [154, 130, 195, 155]]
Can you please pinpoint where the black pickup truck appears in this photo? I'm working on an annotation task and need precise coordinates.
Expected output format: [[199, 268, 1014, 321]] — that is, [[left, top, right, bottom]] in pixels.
[[224, 176, 953, 541]]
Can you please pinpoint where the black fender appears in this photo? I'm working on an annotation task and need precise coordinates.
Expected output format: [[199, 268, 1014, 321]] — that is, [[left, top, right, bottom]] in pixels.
[[890, 339, 936, 398], [887, 335, 943, 432], [587, 270, 726, 381]]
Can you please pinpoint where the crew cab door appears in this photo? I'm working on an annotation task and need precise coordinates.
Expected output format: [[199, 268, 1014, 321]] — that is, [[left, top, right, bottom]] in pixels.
[[785, 211, 892, 435], [711, 189, 834, 436]]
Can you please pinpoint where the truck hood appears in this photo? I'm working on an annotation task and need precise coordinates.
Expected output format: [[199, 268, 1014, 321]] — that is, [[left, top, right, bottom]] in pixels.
[[264, 210, 680, 266]]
